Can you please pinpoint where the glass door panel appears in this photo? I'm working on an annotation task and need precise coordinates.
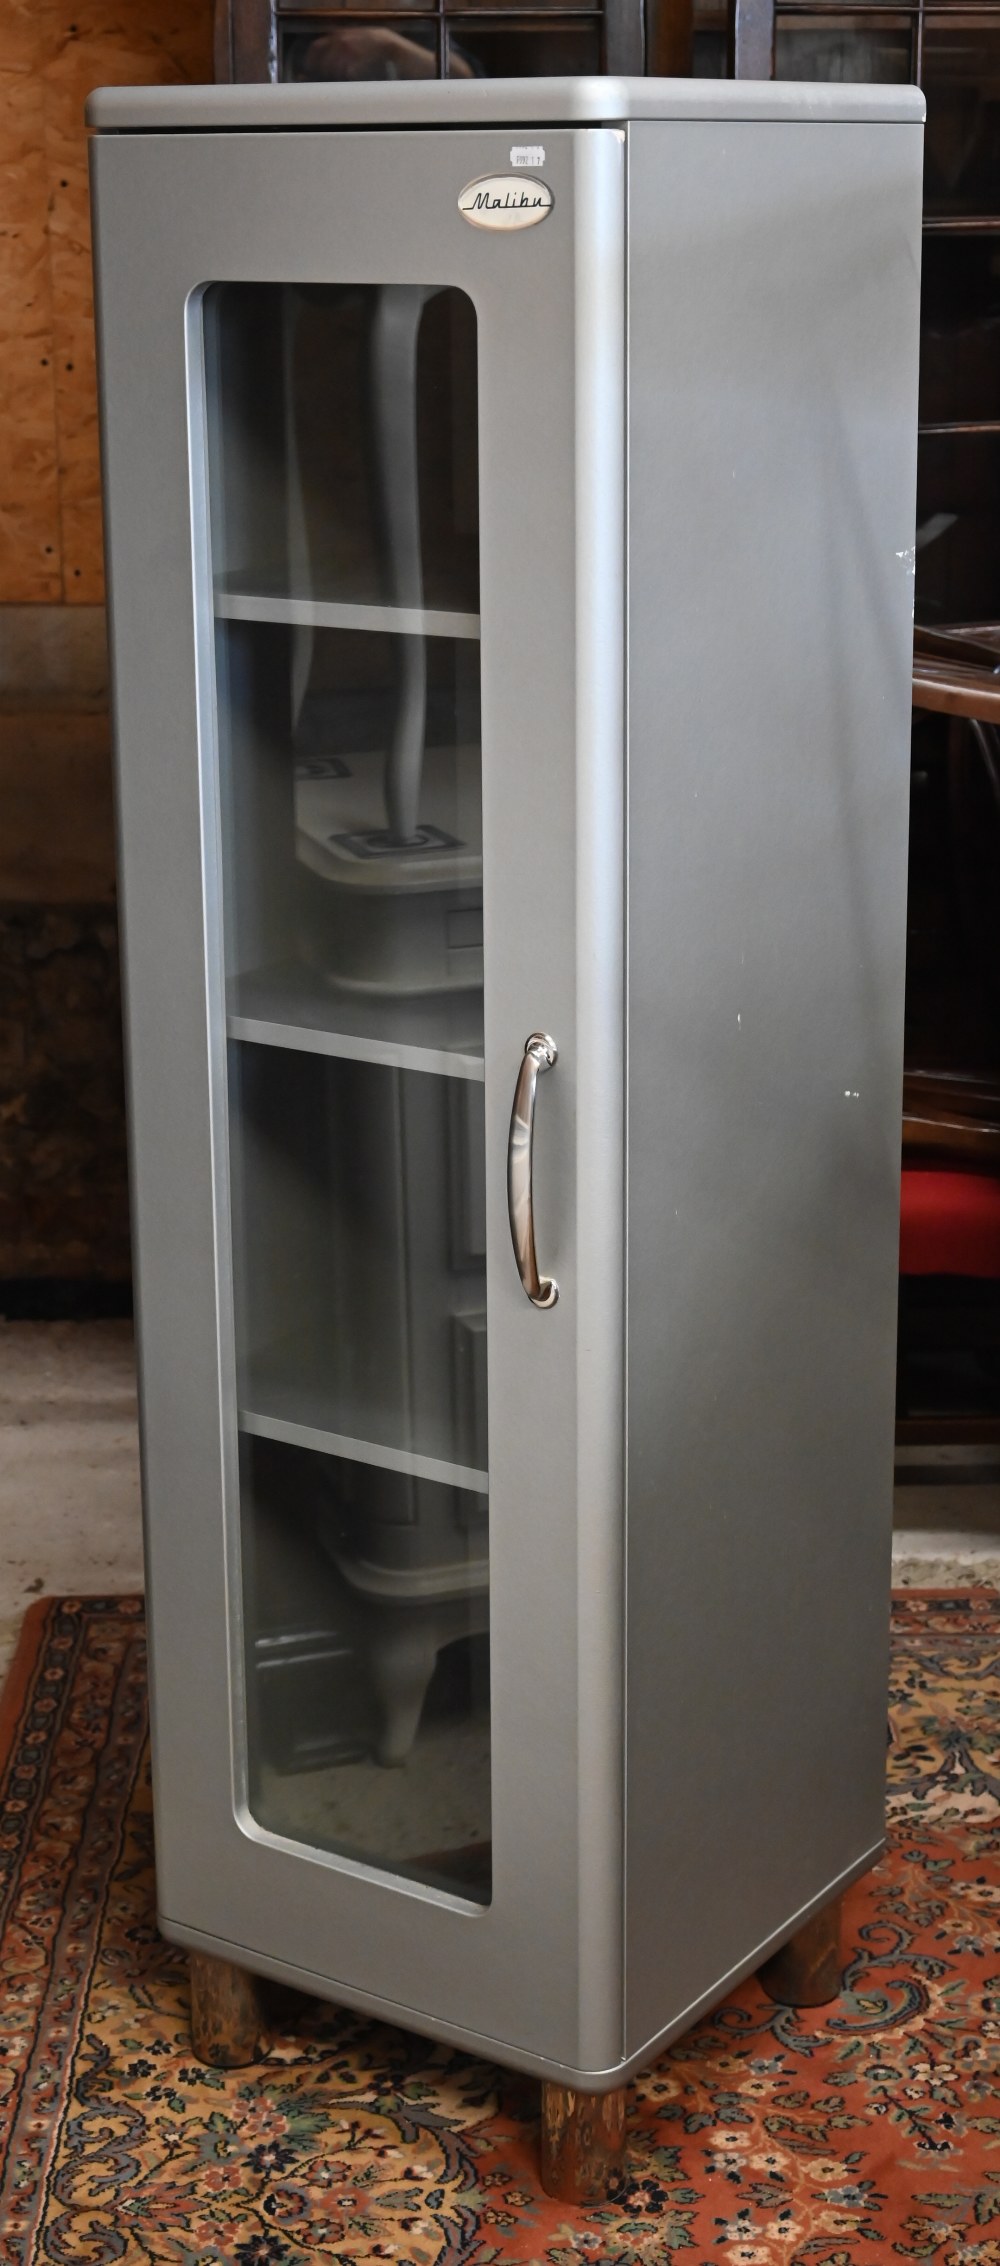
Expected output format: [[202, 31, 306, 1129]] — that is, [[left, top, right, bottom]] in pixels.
[[205, 281, 483, 1062], [241, 1435, 490, 1897], [201, 280, 491, 1900], [216, 615, 484, 1060], [920, 233, 1000, 427], [923, 17, 1000, 217], [443, 21, 602, 71], [206, 282, 479, 610], [916, 427, 1000, 621], [282, 25, 447, 79], [691, 0, 726, 76], [229, 1045, 487, 1477], [774, 13, 913, 81]]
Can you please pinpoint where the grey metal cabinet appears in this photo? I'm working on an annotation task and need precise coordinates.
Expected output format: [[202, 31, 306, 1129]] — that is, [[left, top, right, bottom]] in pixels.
[[89, 76, 923, 2097]]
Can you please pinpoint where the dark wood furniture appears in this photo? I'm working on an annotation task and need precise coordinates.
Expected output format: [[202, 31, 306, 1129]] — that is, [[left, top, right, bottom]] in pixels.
[[899, 658, 1000, 1439]]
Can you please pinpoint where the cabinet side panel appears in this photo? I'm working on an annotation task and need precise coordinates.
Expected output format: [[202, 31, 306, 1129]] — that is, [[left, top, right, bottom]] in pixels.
[[624, 118, 921, 2054]]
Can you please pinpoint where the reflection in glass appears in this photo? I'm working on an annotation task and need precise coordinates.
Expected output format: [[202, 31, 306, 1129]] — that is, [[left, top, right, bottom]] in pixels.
[[229, 1046, 487, 1471], [281, 15, 603, 76], [920, 233, 1000, 426], [915, 430, 1000, 622], [205, 284, 482, 1019], [205, 283, 479, 613], [775, 14, 912, 81], [201, 280, 490, 1899], [444, 20, 601, 72], [449, 0, 599, 13], [923, 17, 1000, 216], [216, 617, 483, 1012], [691, 0, 726, 76], [282, 24, 457, 79], [230, 1048, 491, 1896], [242, 1437, 490, 1898]]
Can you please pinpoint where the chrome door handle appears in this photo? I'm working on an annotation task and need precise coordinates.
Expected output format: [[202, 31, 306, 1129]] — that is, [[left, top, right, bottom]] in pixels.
[[507, 1033, 558, 1309]]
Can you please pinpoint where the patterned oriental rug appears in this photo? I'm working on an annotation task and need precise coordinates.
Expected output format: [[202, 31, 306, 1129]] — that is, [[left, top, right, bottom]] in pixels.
[[1, 1595, 999, 2265]]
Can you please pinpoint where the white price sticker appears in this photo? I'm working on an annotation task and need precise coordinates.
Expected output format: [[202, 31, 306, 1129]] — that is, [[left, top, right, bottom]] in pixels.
[[510, 144, 546, 169]]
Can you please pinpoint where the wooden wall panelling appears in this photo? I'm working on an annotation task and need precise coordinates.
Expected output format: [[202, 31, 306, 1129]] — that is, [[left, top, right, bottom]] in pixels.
[[0, 8, 62, 603], [0, 714, 115, 903], [0, 4, 212, 1293], [0, 0, 214, 609], [0, 606, 113, 902], [0, 604, 108, 709], [43, 1, 215, 605]]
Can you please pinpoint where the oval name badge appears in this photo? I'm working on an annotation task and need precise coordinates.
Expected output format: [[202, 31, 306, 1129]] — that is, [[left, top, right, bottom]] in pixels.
[[458, 174, 553, 232]]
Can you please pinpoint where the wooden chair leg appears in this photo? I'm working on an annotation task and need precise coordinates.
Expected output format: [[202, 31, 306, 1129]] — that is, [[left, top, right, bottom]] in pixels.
[[758, 1892, 844, 2008], [189, 1950, 268, 2067], [539, 2080, 628, 2201]]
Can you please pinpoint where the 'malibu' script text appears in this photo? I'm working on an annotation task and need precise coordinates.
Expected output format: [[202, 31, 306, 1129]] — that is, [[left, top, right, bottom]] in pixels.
[[469, 186, 546, 210], [457, 173, 553, 228]]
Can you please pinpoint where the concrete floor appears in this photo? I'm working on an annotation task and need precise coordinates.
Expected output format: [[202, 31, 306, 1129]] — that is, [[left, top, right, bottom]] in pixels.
[[0, 1321, 142, 1682], [0, 1322, 998, 1688], [892, 1442, 1000, 1590]]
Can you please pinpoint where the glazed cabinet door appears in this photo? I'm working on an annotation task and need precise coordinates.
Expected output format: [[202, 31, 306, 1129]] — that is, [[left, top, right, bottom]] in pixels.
[[91, 122, 625, 2078]]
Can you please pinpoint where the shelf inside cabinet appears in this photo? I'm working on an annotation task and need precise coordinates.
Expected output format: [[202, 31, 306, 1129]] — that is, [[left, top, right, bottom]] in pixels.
[[227, 964, 484, 1079], [238, 1335, 489, 1496], [215, 584, 481, 642]]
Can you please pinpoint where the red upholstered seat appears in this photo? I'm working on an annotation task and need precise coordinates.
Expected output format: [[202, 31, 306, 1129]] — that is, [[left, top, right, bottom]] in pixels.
[[899, 1168, 1000, 1278]]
